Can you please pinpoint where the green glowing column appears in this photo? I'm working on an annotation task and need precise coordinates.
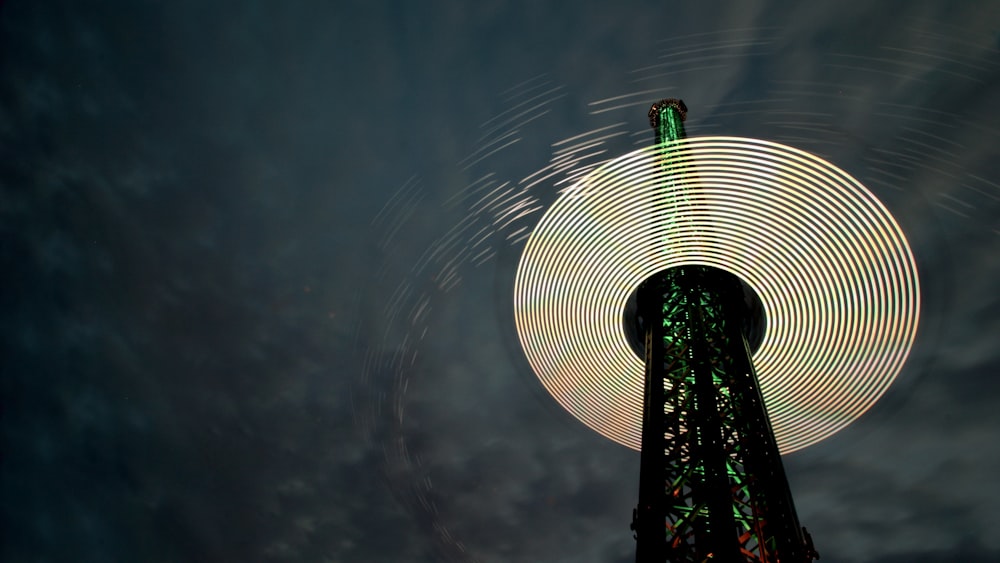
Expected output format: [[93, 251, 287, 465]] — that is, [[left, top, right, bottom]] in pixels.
[[630, 100, 818, 563]]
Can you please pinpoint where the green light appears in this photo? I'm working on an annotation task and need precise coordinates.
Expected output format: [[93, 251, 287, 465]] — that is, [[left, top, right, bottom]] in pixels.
[[654, 103, 687, 145]]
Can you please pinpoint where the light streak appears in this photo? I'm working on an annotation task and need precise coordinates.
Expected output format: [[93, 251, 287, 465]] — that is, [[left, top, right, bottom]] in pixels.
[[513, 137, 921, 453]]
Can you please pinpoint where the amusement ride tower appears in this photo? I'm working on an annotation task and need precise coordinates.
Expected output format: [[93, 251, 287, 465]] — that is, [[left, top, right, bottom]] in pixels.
[[628, 100, 817, 562], [513, 98, 920, 563]]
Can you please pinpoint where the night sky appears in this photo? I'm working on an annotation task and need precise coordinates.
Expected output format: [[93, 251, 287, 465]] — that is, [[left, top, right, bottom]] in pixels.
[[3, 1, 1000, 562]]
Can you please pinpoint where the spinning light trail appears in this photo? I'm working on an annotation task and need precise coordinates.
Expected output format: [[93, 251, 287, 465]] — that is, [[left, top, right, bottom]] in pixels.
[[356, 22, 998, 562], [514, 136, 921, 453]]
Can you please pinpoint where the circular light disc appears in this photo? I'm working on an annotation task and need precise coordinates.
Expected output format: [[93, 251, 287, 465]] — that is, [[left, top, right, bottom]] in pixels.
[[514, 137, 920, 453]]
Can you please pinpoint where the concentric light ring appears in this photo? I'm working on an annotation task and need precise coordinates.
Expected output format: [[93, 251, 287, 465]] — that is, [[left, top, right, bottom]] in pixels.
[[514, 137, 920, 453]]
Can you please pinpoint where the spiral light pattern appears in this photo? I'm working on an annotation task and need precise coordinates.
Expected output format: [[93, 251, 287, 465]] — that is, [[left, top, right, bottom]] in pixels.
[[514, 137, 920, 453]]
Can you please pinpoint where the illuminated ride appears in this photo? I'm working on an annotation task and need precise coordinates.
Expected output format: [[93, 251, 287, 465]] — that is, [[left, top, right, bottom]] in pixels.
[[513, 99, 920, 562]]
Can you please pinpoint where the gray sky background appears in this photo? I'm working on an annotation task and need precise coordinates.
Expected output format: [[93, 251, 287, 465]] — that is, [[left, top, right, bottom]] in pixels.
[[3, 1, 999, 562]]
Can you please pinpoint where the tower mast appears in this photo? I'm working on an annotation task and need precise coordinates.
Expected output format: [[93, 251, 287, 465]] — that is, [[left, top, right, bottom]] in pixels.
[[631, 99, 819, 563]]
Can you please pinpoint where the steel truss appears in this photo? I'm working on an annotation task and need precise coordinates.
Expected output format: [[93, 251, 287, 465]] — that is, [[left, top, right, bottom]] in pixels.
[[630, 100, 818, 563], [632, 266, 817, 563]]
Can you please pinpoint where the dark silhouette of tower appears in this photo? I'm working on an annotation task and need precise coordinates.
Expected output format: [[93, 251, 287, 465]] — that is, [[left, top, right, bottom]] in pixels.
[[629, 100, 820, 563]]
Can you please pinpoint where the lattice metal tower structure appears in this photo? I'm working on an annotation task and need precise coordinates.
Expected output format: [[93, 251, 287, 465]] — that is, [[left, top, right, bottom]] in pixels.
[[628, 99, 820, 563]]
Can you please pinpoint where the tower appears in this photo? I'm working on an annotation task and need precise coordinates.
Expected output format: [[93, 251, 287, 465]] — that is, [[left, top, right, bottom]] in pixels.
[[629, 100, 819, 563], [513, 95, 918, 563]]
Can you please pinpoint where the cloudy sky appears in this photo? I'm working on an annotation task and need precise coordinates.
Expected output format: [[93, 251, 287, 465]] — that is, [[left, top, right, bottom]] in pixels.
[[3, 1, 999, 561]]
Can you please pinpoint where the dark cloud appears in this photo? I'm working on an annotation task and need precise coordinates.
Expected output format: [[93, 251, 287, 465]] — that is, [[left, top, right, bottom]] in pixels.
[[3, 0, 999, 562]]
